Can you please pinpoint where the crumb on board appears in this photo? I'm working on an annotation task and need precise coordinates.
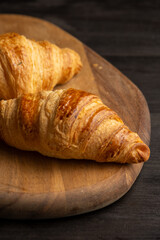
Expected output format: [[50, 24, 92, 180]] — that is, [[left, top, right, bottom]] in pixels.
[[93, 63, 103, 70]]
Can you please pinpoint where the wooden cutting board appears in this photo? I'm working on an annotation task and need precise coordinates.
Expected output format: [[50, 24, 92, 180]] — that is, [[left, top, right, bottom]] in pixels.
[[0, 14, 151, 219]]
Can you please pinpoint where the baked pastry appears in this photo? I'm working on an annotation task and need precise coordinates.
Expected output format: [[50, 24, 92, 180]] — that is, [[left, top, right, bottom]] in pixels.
[[0, 32, 82, 99], [0, 88, 150, 163]]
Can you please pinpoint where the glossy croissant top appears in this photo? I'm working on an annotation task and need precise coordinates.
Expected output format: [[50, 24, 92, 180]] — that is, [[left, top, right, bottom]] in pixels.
[[0, 32, 82, 99], [0, 88, 150, 163]]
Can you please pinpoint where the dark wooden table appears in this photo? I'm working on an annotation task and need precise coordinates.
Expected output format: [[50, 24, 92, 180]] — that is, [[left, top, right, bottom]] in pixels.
[[0, 1, 159, 239]]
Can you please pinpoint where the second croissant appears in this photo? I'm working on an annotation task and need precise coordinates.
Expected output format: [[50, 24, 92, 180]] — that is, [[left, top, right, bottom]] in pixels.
[[0, 32, 82, 99], [0, 88, 150, 164]]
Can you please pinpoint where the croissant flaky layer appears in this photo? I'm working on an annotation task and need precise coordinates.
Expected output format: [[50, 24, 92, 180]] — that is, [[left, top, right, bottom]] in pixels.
[[0, 88, 150, 163], [0, 32, 82, 99]]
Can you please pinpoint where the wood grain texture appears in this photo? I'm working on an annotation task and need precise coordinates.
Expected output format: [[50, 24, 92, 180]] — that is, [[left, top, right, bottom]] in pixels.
[[0, 14, 151, 219]]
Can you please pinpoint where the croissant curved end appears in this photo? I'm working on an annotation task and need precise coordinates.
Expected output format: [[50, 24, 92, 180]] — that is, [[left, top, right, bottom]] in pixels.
[[128, 142, 150, 163], [59, 49, 83, 85]]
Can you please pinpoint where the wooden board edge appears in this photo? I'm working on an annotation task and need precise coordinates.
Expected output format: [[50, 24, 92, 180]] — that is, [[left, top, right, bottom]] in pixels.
[[0, 163, 143, 219]]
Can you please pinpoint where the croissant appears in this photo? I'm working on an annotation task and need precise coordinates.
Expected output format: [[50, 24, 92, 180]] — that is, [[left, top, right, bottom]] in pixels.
[[0, 88, 150, 164], [0, 32, 82, 99]]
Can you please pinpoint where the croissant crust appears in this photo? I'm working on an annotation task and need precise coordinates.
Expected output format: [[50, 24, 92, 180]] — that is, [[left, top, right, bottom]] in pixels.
[[0, 32, 82, 99], [0, 88, 150, 164]]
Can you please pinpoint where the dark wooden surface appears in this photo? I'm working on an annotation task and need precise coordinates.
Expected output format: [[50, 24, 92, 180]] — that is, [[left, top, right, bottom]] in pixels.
[[0, 0, 159, 239]]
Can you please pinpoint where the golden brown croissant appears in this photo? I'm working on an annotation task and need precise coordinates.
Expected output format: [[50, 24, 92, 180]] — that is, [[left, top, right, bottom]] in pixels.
[[0, 88, 150, 163], [0, 32, 82, 99]]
